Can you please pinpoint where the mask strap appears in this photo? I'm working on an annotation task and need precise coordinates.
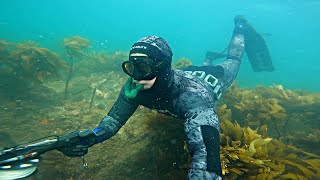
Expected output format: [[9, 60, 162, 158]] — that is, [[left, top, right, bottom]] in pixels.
[[124, 77, 144, 99]]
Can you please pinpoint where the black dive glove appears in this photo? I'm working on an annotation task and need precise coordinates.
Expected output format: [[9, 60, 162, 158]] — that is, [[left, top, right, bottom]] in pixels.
[[57, 129, 96, 157]]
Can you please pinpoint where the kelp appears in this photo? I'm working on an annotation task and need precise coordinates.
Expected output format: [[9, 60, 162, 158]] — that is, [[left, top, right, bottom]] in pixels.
[[221, 84, 320, 140], [78, 51, 127, 73], [286, 130, 320, 154], [0, 39, 10, 53], [219, 119, 320, 179], [0, 40, 67, 100], [64, 36, 91, 58], [172, 58, 192, 69], [0, 40, 67, 81], [220, 119, 275, 179], [63, 36, 91, 97], [216, 84, 320, 179]]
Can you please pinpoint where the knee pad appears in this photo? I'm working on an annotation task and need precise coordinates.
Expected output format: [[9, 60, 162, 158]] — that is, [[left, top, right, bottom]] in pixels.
[[188, 168, 222, 180], [201, 125, 222, 177]]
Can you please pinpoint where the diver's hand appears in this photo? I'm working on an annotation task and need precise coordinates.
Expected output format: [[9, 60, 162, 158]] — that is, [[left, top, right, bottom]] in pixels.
[[58, 129, 96, 157], [59, 143, 89, 157]]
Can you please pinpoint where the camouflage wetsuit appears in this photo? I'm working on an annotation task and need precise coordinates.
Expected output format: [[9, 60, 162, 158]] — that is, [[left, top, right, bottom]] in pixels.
[[94, 28, 245, 179]]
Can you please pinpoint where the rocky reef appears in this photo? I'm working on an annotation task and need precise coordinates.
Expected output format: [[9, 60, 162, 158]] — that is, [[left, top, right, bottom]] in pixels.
[[0, 38, 319, 180]]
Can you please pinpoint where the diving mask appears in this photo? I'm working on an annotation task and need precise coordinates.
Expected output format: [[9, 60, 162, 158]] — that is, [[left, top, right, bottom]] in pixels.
[[122, 56, 164, 80]]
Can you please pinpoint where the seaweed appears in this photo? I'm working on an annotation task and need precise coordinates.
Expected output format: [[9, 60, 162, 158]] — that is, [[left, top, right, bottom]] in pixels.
[[286, 129, 320, 154], [63, 36, 91, 59], [172, 58, 192, 69], [3, 40, 67, 80], [219, 120, 320, 179], [0, 39, 10, 53], [80, 51, 127, 73], [63, 36, 91, 97], [215, 84, 320, 179], [222, 85, 297, 138], [0, 40, 67, 100]]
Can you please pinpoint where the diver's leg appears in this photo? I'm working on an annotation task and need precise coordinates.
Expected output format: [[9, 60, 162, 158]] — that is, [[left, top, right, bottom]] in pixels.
[[184, 28, 245, 94], [185, 16, 245, 93], [203, 50, 228, 66], [206, 16, 246, 93], [185, 108, 222, 180], [215, 29, 245, 93], [203, 59, 212, 66], [199, 16, 246, 93]]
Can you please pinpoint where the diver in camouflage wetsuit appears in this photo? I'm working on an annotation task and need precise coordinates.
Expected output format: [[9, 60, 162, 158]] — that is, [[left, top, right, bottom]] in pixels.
[[59, 16, 248, 179]]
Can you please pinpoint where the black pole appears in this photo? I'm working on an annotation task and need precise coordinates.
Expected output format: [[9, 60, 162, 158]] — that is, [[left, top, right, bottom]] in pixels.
[[65, 47, 74, 98], [89, 87, 97, 110]]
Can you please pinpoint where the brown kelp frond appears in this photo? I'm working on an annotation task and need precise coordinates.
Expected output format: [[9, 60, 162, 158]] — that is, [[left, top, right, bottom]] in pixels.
[[69, 51, 128, 75], [220, 120, 278, 179], [222, 84, 320, 139], [64, 36, 90, 49], [286, 130, 320, 154], [16, 40, 40, 48], [0, 39, 68, 100], [0, 39, 10, 46], [9, 41, 67, 80], [268, 140, 320, 179], [64, 36, 91, 58], [0, 39, 67, 82], [81, 51, 127, 72], [0, 39, 11, 52], [220, 120, 320, 179], [220, 119, 244, 142], [172, 58, 192, 69]]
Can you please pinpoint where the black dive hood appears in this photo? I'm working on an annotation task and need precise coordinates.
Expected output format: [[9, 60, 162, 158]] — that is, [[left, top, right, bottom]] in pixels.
[[124, 36, 173, 99]]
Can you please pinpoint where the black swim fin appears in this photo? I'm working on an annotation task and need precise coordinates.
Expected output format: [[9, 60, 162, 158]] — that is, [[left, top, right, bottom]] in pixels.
[[235, 15, 274, 72]]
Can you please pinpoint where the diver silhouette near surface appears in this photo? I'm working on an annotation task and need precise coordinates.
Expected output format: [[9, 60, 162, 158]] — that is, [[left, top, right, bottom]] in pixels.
[[58, 16, 273, 179]]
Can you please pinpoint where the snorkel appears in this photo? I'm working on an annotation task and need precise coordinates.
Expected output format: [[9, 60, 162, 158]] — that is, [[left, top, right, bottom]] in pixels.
[[124, 77, 144, 99]]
